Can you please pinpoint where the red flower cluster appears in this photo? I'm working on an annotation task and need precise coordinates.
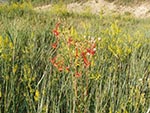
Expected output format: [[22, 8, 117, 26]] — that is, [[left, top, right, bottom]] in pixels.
[[52, 42, 57, 49], [75, 72, 82, 78], [50, 22, 97, 77], [53, 30, 59, 36], [50, 56, 65, 72], [81, 52, 90, 68], [67, 37, 73, 47], [81, 42, 96, 68], [52, 22, 60, 37], [86, 43, 96, 56], [52, 22, 61, 49]]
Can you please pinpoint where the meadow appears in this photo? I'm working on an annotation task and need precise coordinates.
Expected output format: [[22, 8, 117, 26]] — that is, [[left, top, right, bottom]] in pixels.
[[0, 1, 150, 113]]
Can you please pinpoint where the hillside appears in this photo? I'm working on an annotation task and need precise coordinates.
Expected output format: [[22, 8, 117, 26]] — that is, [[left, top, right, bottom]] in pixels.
[[35, 0, 150, 18]]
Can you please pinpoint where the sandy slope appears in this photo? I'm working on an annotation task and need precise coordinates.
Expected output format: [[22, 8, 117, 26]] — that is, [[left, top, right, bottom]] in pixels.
[[35, 0, 150, 18]]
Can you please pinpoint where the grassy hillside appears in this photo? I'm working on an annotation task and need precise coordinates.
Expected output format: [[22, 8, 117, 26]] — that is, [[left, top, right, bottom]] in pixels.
[[30, 0, 149, 6], [106, 0, 148, 5], [1, 0, 150, 6], [0, 2, 150, 113]]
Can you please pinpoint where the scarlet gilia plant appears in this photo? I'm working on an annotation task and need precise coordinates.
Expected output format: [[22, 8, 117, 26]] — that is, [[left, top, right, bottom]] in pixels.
[[52, 22, 60, 37], [81, 51, 90, 68], [52, 42, 57, 49], [67, 37, 73, 47], [86, 43, 96, 56], [50, 22, 97, 77], [51, 22, 60, 49]]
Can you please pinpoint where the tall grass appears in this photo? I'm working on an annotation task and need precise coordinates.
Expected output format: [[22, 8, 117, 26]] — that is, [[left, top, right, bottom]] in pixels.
[[6, 0, 150, 6], [7, 0, 88, 6], [0, 2, 150, 113]]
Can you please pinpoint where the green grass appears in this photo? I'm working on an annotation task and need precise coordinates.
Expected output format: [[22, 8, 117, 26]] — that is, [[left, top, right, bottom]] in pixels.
[[2, 0, 150, 6], [6, 0, 89, 6], [0, 2, 150, 113]]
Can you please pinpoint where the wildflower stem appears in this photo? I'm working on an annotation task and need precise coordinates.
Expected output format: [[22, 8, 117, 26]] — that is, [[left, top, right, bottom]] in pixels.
[[36, 71, 47, 88]]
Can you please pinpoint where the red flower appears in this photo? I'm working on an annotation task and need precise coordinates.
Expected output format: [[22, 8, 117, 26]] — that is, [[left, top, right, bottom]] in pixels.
[[75, 72, 82, 78], [81, 51, 87, 56], [86, 43, 96, 56], [55, 22, 60, 30], [75, 48, 79, 58], [81, 52, 90, 67], [50, 56, 57, 64], [58, 66, 63, 72], [52, 22, 61, 37], [83, 56, 90, 67], [52, 42, 57, 49], [50, 57, 64, 72], [86, 48, 96, 56], [53, 29, 59, 36], [66, 66, 70, 72], [92, 43, 96, 48], [53, 63, 59, 68], [67, 37, 73, 46]]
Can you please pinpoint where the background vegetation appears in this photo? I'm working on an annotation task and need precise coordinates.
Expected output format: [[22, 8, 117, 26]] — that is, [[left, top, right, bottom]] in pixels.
[[106, 0, 149, 5], [1, 0, 149, 6], [0, 1, 150, 113]]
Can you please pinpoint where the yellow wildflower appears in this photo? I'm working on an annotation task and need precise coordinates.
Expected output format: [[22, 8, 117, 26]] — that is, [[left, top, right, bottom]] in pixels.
[[34, 89, 40, 102], [13, 65, 18, 74]]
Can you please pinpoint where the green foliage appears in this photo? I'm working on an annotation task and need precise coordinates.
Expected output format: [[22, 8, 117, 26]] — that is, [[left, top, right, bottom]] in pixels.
[[0, 2, 33, 19], [0, 3, 150, 113]]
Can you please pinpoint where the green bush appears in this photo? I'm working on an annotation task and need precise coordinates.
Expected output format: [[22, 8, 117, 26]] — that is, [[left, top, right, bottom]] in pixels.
[[0, 2, 33, 19]]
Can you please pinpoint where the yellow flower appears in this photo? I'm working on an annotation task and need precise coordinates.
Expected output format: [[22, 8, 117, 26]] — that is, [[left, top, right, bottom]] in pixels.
[[108, 46, 118, 58], [13, 65, 18, 74], [90, 73, 101, 80], [34, 89, 40, 102], [91, 59, 95, 67], [1, 54, 7, 60], [140, 93, 145, 105], [9, 42, 13, 49], [3, 37, 9, 47], [0, 36, 2, 45], [124, 109, 128, 113], [0, 86, 1, 98], [0, 36, 2, 53], [116, 46, 122, 56], [0, 91, 1, 98], [109, 107, 112, 113]]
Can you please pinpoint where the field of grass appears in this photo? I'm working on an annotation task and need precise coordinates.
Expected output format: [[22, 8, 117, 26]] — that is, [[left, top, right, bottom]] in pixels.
[[0, 2, 150, 113]]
